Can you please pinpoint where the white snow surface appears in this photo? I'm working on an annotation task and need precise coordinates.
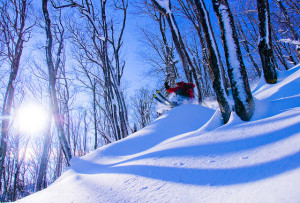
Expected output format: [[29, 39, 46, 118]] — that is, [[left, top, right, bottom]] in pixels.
[[19, 65, 300, 202]]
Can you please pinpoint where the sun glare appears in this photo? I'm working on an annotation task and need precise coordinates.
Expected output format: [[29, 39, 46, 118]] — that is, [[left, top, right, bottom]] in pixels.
[[16, 103, 49, 136]]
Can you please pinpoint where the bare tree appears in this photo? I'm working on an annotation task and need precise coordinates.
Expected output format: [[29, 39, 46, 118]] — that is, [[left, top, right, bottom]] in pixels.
[[149, 0, 193, 83], [131, 88, 155, 129], [11, 135, 27, 201], [140, 8, 179, 86], [231, 0, 262, 75], [178, 0, 230, 92], [149, 0, 205, 102], [212, 0, 255, 121], [257, 0, 278, 84], [55, 0, 130, 142], [69, 44, 102, 147], [42, 0, 72, 165], [36, 7, 74, 191], [276, 0, 299, 49], [189, 0, 232, 123], [0, 101, 29, 202], [35, 114, 52, 192], [82, 109, 89, 155], [52, 146, 63, 182], [274, 0, 300, 63], [69, 110, 85, 156], [233, 10, 261, 78], [0, 0, 34, 188], [185, 35, 215, 98]]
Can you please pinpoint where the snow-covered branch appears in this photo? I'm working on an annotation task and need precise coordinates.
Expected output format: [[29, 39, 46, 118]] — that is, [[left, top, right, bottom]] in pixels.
[[279, 38, 300, 46]]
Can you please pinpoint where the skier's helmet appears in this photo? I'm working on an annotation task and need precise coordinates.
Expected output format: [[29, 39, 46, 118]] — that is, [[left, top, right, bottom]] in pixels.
[[175, 78, 183, 84]]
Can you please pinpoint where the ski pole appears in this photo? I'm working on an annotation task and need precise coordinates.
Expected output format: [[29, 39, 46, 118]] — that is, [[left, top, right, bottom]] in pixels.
[[202, 100, 209, 108]]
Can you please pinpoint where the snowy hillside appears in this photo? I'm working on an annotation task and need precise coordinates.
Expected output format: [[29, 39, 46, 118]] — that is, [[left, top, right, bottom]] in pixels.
[[18, 65, 300, 203]]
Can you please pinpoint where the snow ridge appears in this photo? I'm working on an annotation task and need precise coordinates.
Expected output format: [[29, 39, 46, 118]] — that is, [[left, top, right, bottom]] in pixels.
[[18, 66, 300, 203]]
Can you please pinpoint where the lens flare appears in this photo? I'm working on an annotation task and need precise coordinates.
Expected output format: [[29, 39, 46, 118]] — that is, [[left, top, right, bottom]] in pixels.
[[16, 103, 49, 136]]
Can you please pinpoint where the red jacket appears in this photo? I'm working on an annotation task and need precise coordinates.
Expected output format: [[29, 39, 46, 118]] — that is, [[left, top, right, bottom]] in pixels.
[[166, 82, 195, 99]]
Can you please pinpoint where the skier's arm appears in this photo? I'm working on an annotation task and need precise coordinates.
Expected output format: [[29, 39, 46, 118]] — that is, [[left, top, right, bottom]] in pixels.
[[166, 86, 178, 93], [186, 83, 195, 88], [164, 82, 177, 93], [164, 82, 170, 89]]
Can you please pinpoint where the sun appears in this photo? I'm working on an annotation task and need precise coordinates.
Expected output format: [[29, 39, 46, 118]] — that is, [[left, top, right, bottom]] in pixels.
[[16, 103, 49, 135]]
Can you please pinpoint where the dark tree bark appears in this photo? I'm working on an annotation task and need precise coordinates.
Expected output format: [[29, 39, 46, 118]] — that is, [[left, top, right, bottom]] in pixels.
[[139, 9, 180, 93], [132, 88, 154, 129], [53, 147, 63, 182], [63, 0, 130, 142], [181, 0, 230, 92], [42, 0, 72, 165], [212, 0, 255, 121], [257, 0, 278, 84], [150, 0, 193, 83], [0, 0, 33, 188], [192, 0, 232, 123], [83, 110, 88, 155], [235, 19, 261, 77], [92, 79, 98, 150], [35, 116, 52, 192], [158, 11, 203, 102], [158, 14, 179, 85], [276, 1, 299, 41], [276, 0, 300, 60]]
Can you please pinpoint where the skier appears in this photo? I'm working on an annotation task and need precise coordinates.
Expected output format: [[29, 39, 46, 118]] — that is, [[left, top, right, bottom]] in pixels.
[[164, 78, 195, 105]]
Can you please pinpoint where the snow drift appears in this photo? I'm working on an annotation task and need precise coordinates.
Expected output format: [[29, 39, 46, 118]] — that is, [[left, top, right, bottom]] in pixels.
[[18, 65, 300, 203]]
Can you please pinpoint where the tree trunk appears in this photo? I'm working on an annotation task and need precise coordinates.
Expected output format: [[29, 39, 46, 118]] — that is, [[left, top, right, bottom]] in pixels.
[[12, 133, 20, 201], [257, 0, 278, 84], [83, 110, 88, 155], [158, 15, 179, 86], [35, 114, 52, 192], [92, 79, 98, 150], [235, 19, 261, 77], [59, 0, 130, 142], [192, 0, 232, 123], [42, 0, 72, 165], [273, 34, 290, 70], [212, 0, 255, 121], [101, 0, 129, 141], [150, 0, 193, 82], [276, 0, 300, 59], [53, 147, 63, 182], [181, 0, 230, 93], [0, 15, 25, 190]]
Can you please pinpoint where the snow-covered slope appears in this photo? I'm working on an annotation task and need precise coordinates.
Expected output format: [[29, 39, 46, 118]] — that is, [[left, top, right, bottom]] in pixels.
[[18, 66, 300, 203]]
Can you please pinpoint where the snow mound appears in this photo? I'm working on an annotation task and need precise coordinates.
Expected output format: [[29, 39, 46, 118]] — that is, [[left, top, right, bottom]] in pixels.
[[18, 66, 300, 203]]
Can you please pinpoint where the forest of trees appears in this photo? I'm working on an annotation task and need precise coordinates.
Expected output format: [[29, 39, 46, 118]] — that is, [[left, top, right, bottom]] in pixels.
[[0, 0, 299, 201]]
